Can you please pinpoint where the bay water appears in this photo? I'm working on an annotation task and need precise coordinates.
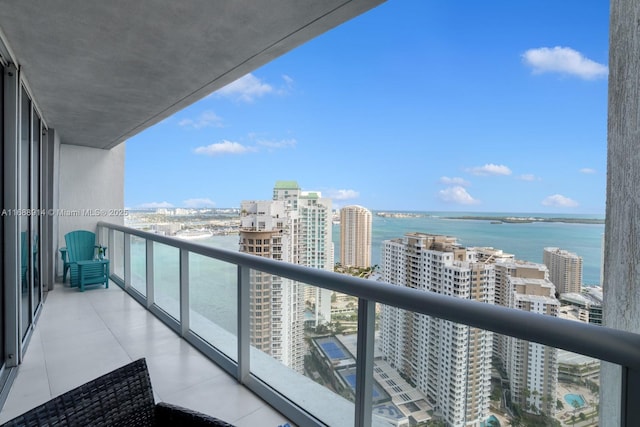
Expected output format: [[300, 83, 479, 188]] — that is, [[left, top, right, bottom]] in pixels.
[[199, 211, 604, 285], [131, 211, 604, 332]]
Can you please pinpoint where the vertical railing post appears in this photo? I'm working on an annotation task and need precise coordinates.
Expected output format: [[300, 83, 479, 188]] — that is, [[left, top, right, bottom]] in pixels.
[[237, 265, 250, 383], [145, 240, 154, 309], [179, 249, 189, 337], [123, 233, 131, 290], [621, 366, 640, 426], [354, 298, 375, 427]]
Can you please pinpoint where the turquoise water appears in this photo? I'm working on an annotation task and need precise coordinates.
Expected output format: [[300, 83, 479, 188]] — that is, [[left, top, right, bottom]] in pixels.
[[564, 393, 586, 408], [128, 211, 604, 330], [170, 211, 604, 284], [481, 415, 500, 427], [334, 211, 605, 285]]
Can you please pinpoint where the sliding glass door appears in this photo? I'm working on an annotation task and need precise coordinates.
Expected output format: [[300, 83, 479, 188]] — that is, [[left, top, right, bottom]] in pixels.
[[18, 86, 43, 341]]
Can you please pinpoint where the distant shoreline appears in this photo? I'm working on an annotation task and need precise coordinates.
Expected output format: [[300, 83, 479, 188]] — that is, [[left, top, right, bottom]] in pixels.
[[442, 216, 604, 225]]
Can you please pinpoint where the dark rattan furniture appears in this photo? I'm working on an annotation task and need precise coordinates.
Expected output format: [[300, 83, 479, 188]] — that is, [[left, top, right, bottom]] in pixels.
[[2, 358, 235, 427]]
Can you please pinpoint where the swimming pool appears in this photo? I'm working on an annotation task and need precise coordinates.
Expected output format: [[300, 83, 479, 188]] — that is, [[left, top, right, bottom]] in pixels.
[[564, 393, 586, 408], [481, 415, 500, 427]]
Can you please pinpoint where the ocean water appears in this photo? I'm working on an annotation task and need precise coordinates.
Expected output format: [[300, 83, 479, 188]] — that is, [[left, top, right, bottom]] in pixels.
[[200, 211, 604, 285], [128, 212, 604, 332], [360, 211, 604, 286]]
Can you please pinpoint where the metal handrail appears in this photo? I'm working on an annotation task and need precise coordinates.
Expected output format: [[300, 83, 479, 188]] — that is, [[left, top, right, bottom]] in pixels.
[[98, 221, 640, 369]]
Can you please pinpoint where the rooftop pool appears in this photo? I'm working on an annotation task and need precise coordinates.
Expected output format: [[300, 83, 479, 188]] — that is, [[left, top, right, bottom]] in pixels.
[[564, 393, 586, 408]]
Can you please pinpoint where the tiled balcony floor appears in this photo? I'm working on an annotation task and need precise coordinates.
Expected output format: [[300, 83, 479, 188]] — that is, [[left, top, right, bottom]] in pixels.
[[0, 282, 294, 427]]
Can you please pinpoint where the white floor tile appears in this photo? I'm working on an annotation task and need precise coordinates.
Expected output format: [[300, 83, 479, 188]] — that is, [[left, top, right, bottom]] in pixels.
[[0, 283, 293, 427]]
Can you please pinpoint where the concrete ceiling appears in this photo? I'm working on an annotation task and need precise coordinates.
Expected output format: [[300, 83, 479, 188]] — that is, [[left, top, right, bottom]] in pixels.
[[0, 0, 385, 149]]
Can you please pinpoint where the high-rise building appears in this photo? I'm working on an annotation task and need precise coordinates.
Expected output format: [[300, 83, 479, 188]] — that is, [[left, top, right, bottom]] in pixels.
[[559, 287, 603, 326], [339, 205, 372, 268], [239, 199, 304, 372], [494, 260, 559, 416], [239, 181, 333, 372], [295, 189, 334, 326], [543, 247, 583, 294], [507, 279, 559, 416], [380, 233, 494, 427]]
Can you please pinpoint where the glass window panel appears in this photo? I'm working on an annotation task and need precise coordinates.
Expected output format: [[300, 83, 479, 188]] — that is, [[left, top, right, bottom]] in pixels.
[[19, 87, 30, 339], [189, 253, 237, 360], [31, 112, 41, 313], [153, 242, 179, 319], [112, 231, 124, 280], [249, 275, 355, 426], [130, 236, 146, 296]]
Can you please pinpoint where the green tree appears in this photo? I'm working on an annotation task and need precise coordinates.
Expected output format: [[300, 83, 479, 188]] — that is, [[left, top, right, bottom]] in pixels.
[[556, 399, 564, 411], [509, 417, 524, 427]]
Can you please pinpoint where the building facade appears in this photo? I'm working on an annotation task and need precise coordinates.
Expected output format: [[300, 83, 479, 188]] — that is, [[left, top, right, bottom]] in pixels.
[[239, 182, 333, 372], [339, 205, 372, 268], [239, 199, 304, 372], [559, 287, 603, 326], [380, 233, 494, 427], [504, 275, 559, 416], [491, 260, 559, 416], [543, 247, 583, 294], [296, 189, 334, 326]]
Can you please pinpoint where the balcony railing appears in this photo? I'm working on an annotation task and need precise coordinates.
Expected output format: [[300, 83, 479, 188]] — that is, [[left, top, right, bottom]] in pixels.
[[97, 221, 640, 427]]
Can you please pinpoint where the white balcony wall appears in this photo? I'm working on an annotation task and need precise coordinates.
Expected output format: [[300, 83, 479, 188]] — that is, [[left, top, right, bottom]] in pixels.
[[56, 142, 124, 276]]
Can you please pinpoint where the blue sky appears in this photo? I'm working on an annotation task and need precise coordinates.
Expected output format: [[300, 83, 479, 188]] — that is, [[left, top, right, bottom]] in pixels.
[[126, 1, 609, 214]]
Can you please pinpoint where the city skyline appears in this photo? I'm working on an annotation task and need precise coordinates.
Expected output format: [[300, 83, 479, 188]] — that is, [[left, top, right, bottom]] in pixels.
[[126, 1, 608, 214]]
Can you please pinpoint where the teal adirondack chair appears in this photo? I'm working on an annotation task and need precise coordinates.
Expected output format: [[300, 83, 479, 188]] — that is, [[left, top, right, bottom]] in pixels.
[[64, 230, 109, 291]]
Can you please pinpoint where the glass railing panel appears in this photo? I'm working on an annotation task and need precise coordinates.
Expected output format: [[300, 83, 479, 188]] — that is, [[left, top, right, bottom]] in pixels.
[[248, 273, 356, 426], [152, 242, 179, 319], [130, 235, 146, 296], [188, 253, 238, 361], [112, 230, 124, 280], [376, 304, 605, 427]]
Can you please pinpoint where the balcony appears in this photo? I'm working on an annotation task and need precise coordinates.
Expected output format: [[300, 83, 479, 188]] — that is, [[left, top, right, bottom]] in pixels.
[[0, 282, 290, 427], [0, 1, 639, 426], [1, 222, 637, 426]]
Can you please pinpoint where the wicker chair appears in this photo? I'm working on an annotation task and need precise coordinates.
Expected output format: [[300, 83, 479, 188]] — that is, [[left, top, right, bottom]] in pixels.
[[1, 358, 235, 427]]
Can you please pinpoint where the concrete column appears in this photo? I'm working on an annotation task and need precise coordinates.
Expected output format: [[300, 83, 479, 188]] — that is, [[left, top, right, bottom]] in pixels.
[[602, 0, 640, 424]]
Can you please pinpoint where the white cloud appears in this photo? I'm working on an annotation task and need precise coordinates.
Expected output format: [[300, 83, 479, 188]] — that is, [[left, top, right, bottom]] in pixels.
[[541, 194, 579, 208], [328, 189, 360, 200], [439, 176, 470, 187], [518, 174, 540, 181], [468, 163, 512, 176], [438, 186, 480, 205], [257, 138, 297, 149], [215, 73, 274, 102], [282, 74, 294, 89], [182, 198, 216, 208], [178, 111, 223, 129], [580, 168, 597, 174], [137, 201, 174, 209], [522, 46, 608, 80], [194, 140, 255, 156]]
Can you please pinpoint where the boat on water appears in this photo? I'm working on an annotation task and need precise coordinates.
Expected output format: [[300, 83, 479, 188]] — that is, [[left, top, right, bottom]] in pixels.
[[174, 229, 213, 240]]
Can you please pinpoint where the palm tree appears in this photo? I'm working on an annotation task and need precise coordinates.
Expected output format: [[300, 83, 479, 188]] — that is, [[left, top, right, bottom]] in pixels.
[[571, 399, 581, 414]]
